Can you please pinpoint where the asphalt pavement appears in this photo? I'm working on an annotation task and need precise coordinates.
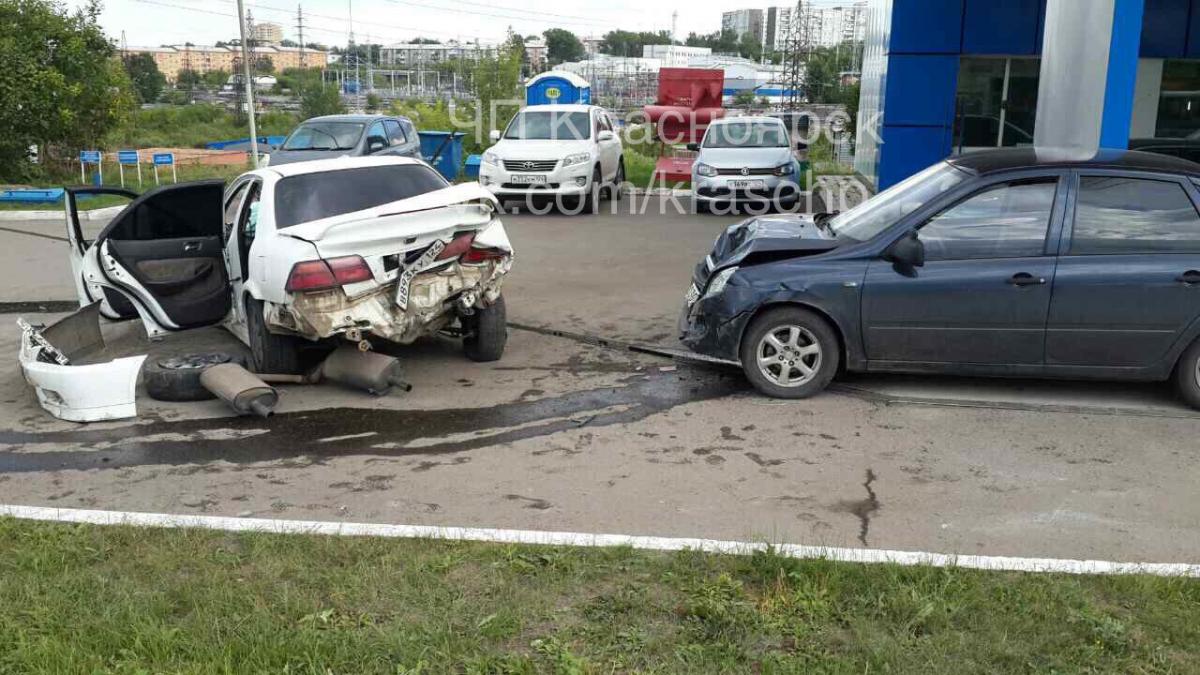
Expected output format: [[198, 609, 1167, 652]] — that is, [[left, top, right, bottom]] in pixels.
[[1, 196, 1198, 564]]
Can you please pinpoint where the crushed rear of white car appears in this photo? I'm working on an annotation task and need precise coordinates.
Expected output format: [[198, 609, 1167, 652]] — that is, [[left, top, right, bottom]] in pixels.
[[63, 157, 514, 374]]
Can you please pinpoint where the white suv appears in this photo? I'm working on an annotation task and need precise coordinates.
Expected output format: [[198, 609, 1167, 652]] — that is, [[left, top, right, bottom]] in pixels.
[[479, 104, 625, 212]]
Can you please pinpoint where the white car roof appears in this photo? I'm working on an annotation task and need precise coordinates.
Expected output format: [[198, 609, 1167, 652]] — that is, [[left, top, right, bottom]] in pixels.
[[258, 155, 426, 179]]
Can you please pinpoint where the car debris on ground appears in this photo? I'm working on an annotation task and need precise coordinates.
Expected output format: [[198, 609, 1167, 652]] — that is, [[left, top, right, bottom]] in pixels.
[[17, 302, 146, 422]]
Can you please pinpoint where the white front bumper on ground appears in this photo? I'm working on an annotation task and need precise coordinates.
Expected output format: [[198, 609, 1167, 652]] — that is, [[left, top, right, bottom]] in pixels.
[[478, 160, 594, 198]]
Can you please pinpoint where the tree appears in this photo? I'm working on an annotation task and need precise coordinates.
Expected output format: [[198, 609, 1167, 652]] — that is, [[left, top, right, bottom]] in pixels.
[[300, 83, 345, 119], [472, 34, 523, 142], [280, 39, 298, 47], [254, 55, 274, 73], [202, 69, 230, 87], [0, 0, 133, 179], [123, 52, 166, 102], [733, 90, 755, 107], [176, 68, 202, 89], [409, 37, 440, 45], [600, 30, 671, 57], [543, 28, 584, 66], [365, 92, 381, 112]]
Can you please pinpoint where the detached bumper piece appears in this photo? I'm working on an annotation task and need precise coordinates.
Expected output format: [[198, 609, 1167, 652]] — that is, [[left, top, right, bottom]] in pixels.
[[17, 302, 147, 423]]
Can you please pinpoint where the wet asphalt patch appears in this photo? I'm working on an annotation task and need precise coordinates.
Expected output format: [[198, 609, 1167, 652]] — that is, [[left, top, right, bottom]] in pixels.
[[0, 366, 747, 474]]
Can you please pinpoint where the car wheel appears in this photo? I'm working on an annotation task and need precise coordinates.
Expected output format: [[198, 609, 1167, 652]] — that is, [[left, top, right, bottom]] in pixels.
[[463, 295, 507, 362], [581, 166, 602, 214], [1174, 338, 1200, 409], [245, 296, 303, 375], [611, 159, 625, 200], [143, 351, 248, 402], [739, 306, 839, 399]]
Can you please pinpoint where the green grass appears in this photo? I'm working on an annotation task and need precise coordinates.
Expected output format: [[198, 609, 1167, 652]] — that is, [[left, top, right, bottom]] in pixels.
[[1, 518, 1197, 673], [105, 105, 298, 150]]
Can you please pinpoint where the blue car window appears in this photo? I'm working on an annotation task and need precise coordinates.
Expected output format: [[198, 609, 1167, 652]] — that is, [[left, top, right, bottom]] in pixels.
[[1070, 177, 1200, 254], [918, 180, 1057, 261]]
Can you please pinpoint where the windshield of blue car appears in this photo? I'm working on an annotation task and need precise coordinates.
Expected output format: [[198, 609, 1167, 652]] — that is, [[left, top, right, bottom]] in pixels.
[[503, 111, 591, 140], [281, 122, 364, 151], [274, 164, 449, 228], [828, 162, 970, 242], [703, 122, 789, 148]]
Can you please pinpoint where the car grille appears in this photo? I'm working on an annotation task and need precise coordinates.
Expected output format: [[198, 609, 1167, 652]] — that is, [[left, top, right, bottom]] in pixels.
[[504, 159, 558, 172], [715, 167, 776, 176]]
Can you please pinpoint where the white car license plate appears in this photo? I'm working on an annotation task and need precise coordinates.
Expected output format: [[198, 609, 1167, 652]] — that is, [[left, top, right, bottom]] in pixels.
[[685, 284, 701, 307], [511, 174, 547, 184], [729, 179, 765, 190], [396, 239, 446, 310]]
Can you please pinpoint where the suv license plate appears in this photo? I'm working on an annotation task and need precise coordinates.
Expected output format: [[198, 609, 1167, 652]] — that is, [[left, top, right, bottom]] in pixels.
[[512, 175, 547, 184]]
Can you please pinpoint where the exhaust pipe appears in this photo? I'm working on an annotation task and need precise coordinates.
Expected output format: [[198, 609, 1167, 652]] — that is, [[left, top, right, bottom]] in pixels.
[[319, 346, 412, 396], [200, 363, 279, 417]]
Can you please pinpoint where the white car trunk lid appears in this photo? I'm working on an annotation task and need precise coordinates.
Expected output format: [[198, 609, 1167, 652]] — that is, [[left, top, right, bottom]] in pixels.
[[276, 183, 500, 260]]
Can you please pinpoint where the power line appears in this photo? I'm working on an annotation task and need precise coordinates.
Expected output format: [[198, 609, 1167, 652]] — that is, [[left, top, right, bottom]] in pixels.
[[380, 0, 611, 28]]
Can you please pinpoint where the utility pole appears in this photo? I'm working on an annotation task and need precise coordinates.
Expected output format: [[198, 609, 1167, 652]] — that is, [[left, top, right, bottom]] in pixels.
[[296, 4, 306, 69], [236, 0, 259, 167]]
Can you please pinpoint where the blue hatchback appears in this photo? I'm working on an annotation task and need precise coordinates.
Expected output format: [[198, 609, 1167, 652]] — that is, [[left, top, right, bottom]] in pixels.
[[680, 148, 1200, 408]]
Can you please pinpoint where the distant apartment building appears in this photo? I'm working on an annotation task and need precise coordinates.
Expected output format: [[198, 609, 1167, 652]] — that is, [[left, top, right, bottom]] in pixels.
[[760, 1, 866, 51], [581, 35, 605, 57], [721, 9, 764, 41], [764, 5, 793, 52], [379, 41, 499, 68], [807, 1, 868, 48], [129, 44, 329, 81], [642, 44, 712, 68], [251, 22, 283, 46], [524, 35, 547, 70]]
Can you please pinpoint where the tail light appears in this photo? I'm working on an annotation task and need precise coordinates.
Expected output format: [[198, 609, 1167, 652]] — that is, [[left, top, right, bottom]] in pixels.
[[462, 247, 509, 263], [285, 255, 372, 292]]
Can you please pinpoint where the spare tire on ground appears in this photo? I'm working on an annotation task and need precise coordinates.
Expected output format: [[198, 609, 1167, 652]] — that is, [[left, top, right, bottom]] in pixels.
[[143, 352, 248, 402]]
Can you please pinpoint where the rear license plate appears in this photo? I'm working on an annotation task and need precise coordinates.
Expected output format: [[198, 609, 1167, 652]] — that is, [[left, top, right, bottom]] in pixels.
[[685, 284, 701, 307], [729, 180, 765, 190], [511, 174, 547, 184], [396, 239, 446, 310]]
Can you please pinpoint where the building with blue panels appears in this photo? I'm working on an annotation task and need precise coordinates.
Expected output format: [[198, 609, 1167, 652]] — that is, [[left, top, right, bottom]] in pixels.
[[857, 0, 1200, 190]]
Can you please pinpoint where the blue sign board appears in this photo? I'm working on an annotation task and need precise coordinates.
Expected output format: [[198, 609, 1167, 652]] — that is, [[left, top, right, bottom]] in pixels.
[[79, 150, 102, 164], [152, 153, 174, 166], [117, 150, 140, 165]]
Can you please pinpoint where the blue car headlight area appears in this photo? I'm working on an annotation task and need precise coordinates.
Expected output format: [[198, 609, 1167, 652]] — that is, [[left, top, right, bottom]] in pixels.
[[696, 163, 718, 178], [774, 162, 795, 176], [704, 267, 738, 300]]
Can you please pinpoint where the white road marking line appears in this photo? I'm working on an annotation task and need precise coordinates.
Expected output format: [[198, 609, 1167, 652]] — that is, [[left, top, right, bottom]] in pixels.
[[2, 504, 1197, 578], [316, 432, 379, 443]]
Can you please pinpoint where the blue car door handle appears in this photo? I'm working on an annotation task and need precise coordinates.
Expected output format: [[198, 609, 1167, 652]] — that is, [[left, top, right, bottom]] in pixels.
[[1176, 270, 1200, 285], [1009, 272, 1046, 287]]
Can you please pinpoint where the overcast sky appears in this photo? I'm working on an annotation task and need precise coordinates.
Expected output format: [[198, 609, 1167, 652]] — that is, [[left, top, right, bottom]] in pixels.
[[65, 0, 844, 49]]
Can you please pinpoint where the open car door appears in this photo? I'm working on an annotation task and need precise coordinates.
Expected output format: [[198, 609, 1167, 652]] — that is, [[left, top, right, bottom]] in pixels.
[[74, 181, 232, 338], [64, 186, 140, 321]]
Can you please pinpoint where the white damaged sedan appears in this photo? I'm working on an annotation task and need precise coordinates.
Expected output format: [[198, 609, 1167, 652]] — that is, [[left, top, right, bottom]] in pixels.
[[64, 156, 513, 374]]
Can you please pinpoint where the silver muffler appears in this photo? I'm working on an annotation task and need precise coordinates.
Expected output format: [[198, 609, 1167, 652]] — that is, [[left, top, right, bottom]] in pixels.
[[319, 346, 412, 396], [200, 363, 279, 417]]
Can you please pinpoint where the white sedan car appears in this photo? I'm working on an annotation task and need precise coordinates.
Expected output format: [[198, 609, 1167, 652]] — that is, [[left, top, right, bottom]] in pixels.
[[64, 156, 513, 374]]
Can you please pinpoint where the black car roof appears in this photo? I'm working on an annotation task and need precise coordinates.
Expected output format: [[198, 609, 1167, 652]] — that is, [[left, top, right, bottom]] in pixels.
[[946, 147, 1200, 177]]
